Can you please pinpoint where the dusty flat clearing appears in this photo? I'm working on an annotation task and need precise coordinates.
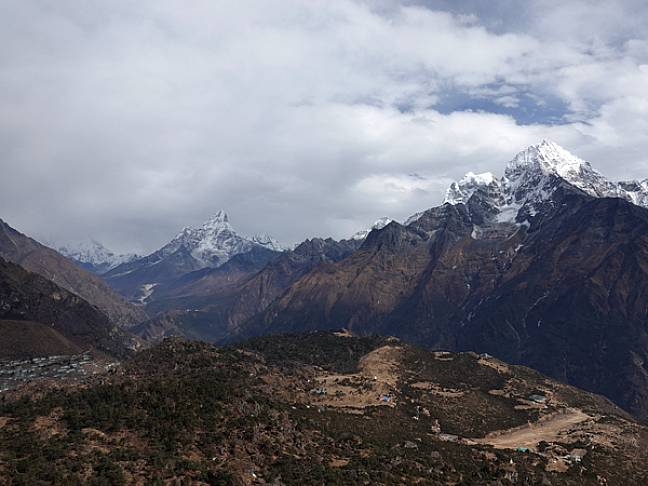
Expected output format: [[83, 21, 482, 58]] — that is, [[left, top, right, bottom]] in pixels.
[[473, 408, 591, 450], [309, 345, 403, 411]]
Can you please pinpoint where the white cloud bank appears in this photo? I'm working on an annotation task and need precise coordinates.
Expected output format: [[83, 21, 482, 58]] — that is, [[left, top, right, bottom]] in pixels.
[[0, 0, 646, 251]]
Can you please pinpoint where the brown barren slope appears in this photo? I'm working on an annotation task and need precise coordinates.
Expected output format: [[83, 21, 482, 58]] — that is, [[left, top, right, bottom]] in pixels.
[[0, 218, 146, 327], [0, 320, 82, 359]]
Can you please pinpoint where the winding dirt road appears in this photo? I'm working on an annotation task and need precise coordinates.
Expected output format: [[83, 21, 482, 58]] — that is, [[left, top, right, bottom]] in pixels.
[[473, 408, 591, 451]]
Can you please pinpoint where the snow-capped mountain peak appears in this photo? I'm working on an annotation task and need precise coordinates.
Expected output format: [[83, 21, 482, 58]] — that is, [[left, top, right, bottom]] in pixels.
[[57, 239, 139, 274], [506, 140, 592, 179], [174, 211, 232, 239], [203, 210, 230, 227], [157, 211, 285, 269], [351, 217, 394, 240], [504, 140, 611, 200], [406, 141, 648, 228]]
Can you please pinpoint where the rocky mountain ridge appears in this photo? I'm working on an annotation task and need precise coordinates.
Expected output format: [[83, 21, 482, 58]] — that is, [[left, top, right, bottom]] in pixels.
[[133, 237, 361, 343], [351, 217, 394, 240]]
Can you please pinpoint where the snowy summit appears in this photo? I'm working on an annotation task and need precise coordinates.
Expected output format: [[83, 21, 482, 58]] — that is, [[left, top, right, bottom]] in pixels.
[[57, 239, 139, 274], [411, 140, 648, 227], [157, 210, 285, 268]]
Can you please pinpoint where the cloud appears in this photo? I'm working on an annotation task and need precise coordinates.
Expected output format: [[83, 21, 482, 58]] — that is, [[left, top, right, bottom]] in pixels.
[[0, 0, 646, 252]]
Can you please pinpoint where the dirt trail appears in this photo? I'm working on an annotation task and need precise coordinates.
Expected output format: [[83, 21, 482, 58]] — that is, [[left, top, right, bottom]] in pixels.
[[473, 408, 591, 450]]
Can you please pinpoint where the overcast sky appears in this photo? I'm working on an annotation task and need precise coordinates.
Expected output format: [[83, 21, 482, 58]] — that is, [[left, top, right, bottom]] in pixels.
[[1, 0, 647, 253]]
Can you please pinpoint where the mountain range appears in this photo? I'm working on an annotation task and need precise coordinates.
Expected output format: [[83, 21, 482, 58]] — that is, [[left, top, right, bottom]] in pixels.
[[237, 141, 648, 420], [5, 140, 648, 425], [87, 140, 648, 423], [133, 236, 361, 343], [4, 140, 648, 483]]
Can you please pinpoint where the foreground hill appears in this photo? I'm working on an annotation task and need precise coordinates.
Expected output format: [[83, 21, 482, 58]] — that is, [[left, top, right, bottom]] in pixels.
[[1, 332, 647, 484], [0, 257, 132, 359], [0, 219, 146, 327]]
